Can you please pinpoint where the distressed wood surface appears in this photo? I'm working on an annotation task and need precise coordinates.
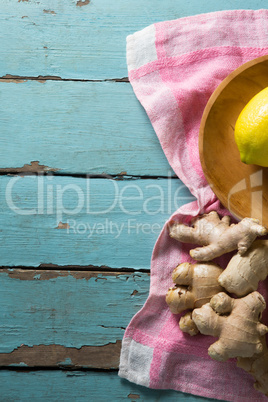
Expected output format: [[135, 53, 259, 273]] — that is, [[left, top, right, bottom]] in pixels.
[[0, 370, 226, 402], [0, 0, 262, 80], [0, 269, 149, 364], [0, 80, 173, 176], [0, 175, 194, 268], [1, 1, 265, 401], [1, 342, 122, 369]]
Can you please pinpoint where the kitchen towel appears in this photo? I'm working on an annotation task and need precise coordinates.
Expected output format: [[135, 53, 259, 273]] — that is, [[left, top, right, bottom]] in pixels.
[[119, 9, 268, 402]]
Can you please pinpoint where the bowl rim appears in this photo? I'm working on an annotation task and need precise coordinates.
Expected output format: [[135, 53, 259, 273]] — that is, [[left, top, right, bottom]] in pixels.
[[199, 54, 268, 215]]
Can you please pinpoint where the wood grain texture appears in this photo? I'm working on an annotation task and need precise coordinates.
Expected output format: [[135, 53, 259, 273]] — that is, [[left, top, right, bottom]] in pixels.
[[0, 175, 194, 268], [0, 0, 263, 80], [1, 2, 265, 401], [0, 269, 149, 354], [0, 370, 223, 402], [0, 342, 122, 369], [0, 80, 174, 176]]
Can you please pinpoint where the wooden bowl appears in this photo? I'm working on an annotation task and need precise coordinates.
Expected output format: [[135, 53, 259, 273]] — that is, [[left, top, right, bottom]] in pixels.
[[199, 55, 268, 228]]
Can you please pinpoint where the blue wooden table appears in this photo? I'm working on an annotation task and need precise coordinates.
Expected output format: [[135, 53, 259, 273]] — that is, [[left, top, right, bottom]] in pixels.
[[0, 1, 265, 401]]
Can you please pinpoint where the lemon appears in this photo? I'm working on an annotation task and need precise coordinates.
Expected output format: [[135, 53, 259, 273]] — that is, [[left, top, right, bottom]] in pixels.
[[234, 87, 268, 167]]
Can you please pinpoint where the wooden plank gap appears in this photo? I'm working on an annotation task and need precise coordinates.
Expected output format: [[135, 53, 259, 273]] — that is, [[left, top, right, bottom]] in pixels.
[[0, 268, 150, 281], [0, 74, 129, 83], [0, 170, 177, 180], [0, 367, 119, 373], [1, 266, 150, 275], [49, 172, 178, 180]]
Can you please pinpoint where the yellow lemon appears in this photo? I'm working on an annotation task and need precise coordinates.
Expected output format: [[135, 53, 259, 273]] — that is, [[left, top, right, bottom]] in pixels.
[[234, 87, 268, 167]]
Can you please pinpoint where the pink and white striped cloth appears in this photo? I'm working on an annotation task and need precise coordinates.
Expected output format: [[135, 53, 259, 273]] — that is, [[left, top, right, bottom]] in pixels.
[[119, 10, 268, 402]]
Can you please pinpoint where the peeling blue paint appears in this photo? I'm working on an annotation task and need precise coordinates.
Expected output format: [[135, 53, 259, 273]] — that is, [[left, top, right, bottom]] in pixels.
[[8, 362, 28, 367], [0, 370, 224, 401], [0, 175, 194, 268], [58, 358, 73, 366], [0, 271, 149, 353]]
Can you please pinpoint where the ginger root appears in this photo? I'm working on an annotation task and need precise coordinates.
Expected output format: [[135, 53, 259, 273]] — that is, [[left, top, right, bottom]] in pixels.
[[192, 292, 268, 361], [166, 262, 224, 335], [237, 336, 268, 397], [169, 211, 267, 261], [178, 311, 199, 336], [218, 239, 268, 297]]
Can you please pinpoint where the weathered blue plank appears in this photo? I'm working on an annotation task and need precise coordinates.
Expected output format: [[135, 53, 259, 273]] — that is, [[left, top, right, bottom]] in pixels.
[[0, 370, 224, 402], [0, 175, 194, 268], [0, 0, 264, 79], [0, 80, 172, 176], [0, 270, 149, 353]]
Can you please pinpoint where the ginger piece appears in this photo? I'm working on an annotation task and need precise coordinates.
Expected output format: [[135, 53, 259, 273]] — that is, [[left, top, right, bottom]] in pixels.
[[166, 262, 224, 335], [237, 336, 268, 397], [218, 239, 268, 297], [169, 211, 267, 261], [192, 292, 268, 361], [166, 262, 224, 313], [179, 311, 199, 336]]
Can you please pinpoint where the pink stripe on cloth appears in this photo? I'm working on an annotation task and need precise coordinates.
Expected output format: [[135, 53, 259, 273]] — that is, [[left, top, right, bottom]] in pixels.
[[128, 45, 268, 81], [119, 9, 268, 402]]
